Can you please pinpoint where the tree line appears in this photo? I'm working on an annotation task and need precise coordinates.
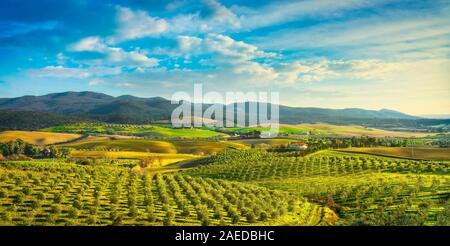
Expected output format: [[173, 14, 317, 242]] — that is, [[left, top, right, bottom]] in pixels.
[[0, 139, 71, 159]]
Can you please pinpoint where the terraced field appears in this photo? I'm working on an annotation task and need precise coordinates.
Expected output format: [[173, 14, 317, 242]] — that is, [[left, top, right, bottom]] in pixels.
[[0, 160, 330, 226]]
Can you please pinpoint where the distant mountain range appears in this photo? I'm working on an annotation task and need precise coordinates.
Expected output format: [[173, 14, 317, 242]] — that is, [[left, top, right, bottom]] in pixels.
[[420, 114, 450, 119], [0, 91, 448, 131], [0, 91, 419, 119]]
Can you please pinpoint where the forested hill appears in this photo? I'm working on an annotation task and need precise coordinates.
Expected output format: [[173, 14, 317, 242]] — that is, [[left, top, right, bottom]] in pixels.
[[0, 91, 448, 131], [0, 110, 96, 131]]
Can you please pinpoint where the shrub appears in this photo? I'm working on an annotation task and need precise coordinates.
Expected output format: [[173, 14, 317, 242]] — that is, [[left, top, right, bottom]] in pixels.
[[163, 210, 175, 226], [13, 193, 25, 204], [51, 204, 62, 214], [0, 189, 8, 198], [246, 212, 256, 223], [53, 194, 63, 204], [68, 208, 79, 219], [109, 209, 118, 220], [22, 186, 31, 195], [31, 199, 41, 209], [147, 211, 157, 222], [128, 205, 139, 217], [87, 215, 98, 225], [36, 192, 46, 200]]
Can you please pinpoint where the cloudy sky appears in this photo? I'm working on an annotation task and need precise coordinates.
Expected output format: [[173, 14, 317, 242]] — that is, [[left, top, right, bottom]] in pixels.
[[0, 0, 449, 115]]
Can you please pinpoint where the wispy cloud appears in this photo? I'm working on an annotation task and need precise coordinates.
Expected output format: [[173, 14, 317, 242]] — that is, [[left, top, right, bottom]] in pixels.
[[108, 6, 168, 43], [70, 36, 159, 68], [28, 65, 121, 79], [252, 9, 450, 59], [235, 0, 390, 30]]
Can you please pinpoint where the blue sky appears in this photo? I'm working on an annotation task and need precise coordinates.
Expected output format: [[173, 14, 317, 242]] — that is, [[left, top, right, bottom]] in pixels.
[[0, 0, 449, 115]]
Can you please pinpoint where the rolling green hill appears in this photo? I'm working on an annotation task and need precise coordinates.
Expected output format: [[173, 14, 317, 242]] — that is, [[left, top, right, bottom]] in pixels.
[[182, 149, 450, 225], [2, 92, 447, 131], [44, 123, 228, 139]]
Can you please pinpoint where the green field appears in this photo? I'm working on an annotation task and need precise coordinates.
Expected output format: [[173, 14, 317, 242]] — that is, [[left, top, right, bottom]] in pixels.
[[1, 124, 450, 226], [183, 149, 450, 225], [0, 160, 329, 226], [220, 123, 438, 138], [44, 123, 228, 139], [221, 126, 317, 135], [233, 138, 296, 147]]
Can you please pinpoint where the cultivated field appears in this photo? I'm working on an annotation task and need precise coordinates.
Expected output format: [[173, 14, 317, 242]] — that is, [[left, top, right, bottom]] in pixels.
[[1, 124, 449, 226], [233, 138, 296, 148], [0, 131, 82, 145], [184, 149, 450, 225], [338, 147, 450, 161], [63, 139, 247, 155], [44, 123, 228, 139], [71, 150, 197, 166], [292, 123, 433, 138], [0, 160, 330, 226]]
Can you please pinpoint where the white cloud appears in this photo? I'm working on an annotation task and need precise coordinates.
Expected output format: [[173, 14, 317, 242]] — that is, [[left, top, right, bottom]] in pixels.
[[88, 79, 105, 86], [236, 0, 387, 30], [70, 36, 159, 68], [176, 34, 276, 62], [70, 36, 106, 52], [173, 34, 278, 82], [117, 82, 135, 88], [28, 65, 121, 79], [202, 0, 240, 29], [109, 6, 168, 43], [177, 36, 203, 53], [29, 66, 91, 78], [252, 11, 450, 60]]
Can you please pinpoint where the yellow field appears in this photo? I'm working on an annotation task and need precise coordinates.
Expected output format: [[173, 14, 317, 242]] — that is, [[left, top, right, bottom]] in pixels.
[[71, 150, 197, 165], [63, 139, 247, 155], [292, 123, 432, 138], [338, 147, 450, 160], [0, 130, 82, 145], [233, 138, 295, 147]]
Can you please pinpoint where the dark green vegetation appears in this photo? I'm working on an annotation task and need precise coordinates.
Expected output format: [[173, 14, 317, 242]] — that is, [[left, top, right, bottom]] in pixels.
[[0, 110, 95, 131], [0, 139, 70, 159], [1, 92, 448, 131], [0, 160, 331, 226], [184, 149, 450, 225]]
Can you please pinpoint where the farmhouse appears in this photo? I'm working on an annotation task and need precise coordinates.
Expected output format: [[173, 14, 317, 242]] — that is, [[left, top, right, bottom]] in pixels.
[[287, 142, 308, 150]]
